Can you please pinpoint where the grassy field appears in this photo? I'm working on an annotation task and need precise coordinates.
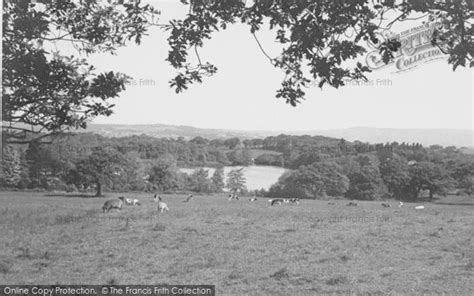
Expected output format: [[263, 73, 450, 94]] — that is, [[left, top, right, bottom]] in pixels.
[[0, 191, 473, 295]]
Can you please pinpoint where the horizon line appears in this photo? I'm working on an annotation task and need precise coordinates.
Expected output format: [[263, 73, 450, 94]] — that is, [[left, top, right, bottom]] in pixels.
[[87, 122, 474, 133]]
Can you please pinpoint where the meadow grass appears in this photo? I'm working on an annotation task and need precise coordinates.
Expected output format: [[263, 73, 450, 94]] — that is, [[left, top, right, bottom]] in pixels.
[[0, 191, 473, 295]]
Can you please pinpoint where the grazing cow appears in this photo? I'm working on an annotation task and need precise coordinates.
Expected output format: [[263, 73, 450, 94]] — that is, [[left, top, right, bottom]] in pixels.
[[154, 194, 169, 213], [289, 198, 300, 205], [103, 197, 124, 213], [269, 199, 284, 206], [119, 196, 133, 206], [228, 194, 239, 201], [328, 202, 335, 205], [415, 205, 425, 210], [346, 201, 358, 207], [283, 199, 290, 204], [183, 194, 193, 202], [381, 203, 391, 208], [248, 197, 258, 202], [122, 197, 140, 206], [398, 201, 404, 208]]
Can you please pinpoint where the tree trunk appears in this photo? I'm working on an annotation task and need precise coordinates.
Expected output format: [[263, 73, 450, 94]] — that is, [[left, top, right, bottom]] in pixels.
[[412, 185, 422, 200], [407, 187, 419, 201], [95, 181, 102, 197]]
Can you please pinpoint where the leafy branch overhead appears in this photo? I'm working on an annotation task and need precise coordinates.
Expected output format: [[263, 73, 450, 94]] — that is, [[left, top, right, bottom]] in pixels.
[[2, 0, 159, 144], [3, 0, 472, 144], [166, 0, 472, 106]]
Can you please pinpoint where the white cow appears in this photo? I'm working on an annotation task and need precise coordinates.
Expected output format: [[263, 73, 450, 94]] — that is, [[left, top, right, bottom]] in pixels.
[[154, 194, 169, 213]]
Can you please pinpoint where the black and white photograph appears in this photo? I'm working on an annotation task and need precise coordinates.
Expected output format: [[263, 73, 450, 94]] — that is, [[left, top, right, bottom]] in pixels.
[[1, 0, 473, 295]]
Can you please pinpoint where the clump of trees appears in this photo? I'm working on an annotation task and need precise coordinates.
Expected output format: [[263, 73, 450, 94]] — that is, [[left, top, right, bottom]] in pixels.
[[269, 162, 349, 199], [211, 167, 225, 192], [226, 168, 247, 195], [344, 156, 387, 200], [1, 133, 473, 201], [146, 156, 184, 193], [1, 146, 24, 188], [68, 147, 134, 196], [267, 144, 472, 201]]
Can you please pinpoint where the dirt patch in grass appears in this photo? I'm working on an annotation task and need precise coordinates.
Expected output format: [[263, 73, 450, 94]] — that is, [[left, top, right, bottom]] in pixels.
[[325, 275, 348, 286], [0, 259, 12, 274], [152, 223, 166, 232], [270, 267, 289, 281]]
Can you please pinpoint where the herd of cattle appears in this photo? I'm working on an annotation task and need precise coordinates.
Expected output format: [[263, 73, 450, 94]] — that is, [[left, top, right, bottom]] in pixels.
[[102, 194, 425, 213]]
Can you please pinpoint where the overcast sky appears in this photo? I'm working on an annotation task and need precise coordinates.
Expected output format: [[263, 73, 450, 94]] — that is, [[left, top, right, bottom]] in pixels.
[[87, 1, 473, 132]]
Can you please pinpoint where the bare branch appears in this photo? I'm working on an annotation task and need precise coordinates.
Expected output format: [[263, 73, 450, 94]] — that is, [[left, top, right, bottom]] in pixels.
[[194, 46, 203, 65], [252, 32, 274, 64]]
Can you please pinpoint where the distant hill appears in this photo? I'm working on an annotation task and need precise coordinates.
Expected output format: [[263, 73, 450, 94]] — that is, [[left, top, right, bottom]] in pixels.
[[84, 124, 474, 148], [83, 123, 272, 140], [307, 127, 474, 149]]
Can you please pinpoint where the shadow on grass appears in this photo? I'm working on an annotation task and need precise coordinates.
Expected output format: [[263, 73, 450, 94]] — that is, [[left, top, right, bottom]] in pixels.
[[43, 193, 103, 198], [432, 201, 474, 206], [432, 194, 474, 206], [402, 195, 474, 206]]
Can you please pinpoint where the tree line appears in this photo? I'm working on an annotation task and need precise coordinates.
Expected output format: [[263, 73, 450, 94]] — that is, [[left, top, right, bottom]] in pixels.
[[1, 132, 472, 201]]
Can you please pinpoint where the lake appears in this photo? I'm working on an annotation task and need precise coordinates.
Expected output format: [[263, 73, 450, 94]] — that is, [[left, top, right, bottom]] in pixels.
[[179, 166, 287, 191]]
